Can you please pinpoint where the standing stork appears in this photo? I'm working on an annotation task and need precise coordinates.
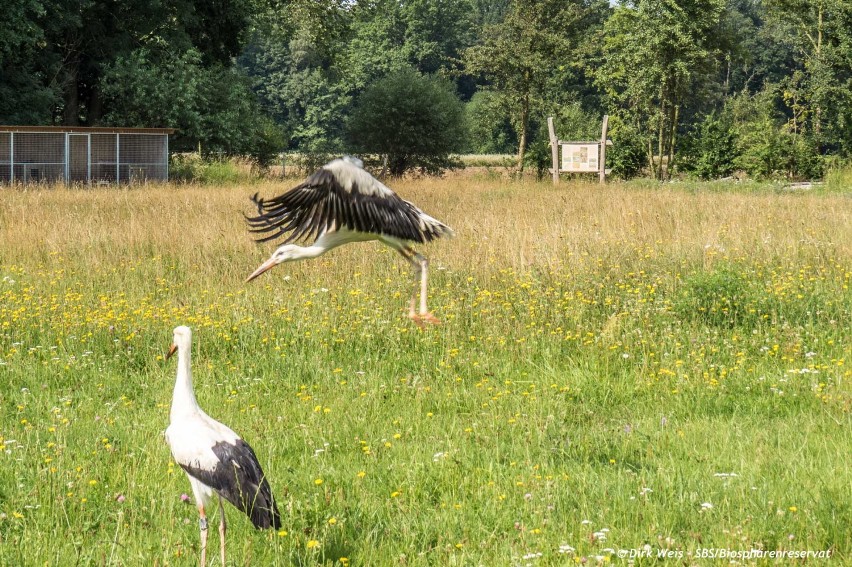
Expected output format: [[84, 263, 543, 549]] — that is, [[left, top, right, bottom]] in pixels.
[[244, 156, 454, 326], [165, 326, 280, 566]]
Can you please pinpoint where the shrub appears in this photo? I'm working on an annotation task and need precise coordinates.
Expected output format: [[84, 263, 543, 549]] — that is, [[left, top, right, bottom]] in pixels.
[[727, 88, 825, 180], [679, 113, 737, 179], [169, 154, 253, 184], [606, 119, 645, 179], [522, 139, 552, 180], [347, 67, 466, 176]]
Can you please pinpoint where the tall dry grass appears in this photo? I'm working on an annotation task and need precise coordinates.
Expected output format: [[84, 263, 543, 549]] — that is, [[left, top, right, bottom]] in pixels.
[[1, 178, 849, 276]]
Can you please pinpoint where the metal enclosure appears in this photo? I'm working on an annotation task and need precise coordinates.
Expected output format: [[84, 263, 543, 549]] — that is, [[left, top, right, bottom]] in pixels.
[[0, 126, 174, 185]]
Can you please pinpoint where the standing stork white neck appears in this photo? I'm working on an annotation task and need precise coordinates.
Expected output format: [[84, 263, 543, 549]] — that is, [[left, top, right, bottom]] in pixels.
[[165, 326, 280, 567], [245, 156, 454, 327], [170, 329, 198, 419]]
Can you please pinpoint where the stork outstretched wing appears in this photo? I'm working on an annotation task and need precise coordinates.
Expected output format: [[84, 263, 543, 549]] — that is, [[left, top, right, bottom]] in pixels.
[[245, 159, 454, 244]]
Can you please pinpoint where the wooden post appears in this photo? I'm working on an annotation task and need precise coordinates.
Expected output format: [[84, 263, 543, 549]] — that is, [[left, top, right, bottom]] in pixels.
[[599, 114, 609, 185], [547, 116, 559, 185]]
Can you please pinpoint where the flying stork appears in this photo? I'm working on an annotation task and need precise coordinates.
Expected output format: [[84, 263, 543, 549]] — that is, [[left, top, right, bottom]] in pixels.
[[165, 326, 280, 567], [244, 156, 454, 326]]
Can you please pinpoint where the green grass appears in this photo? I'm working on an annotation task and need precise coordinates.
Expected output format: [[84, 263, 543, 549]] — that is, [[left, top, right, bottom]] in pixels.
[[825, 164, 852, 193], [0, 178, 849, 565]]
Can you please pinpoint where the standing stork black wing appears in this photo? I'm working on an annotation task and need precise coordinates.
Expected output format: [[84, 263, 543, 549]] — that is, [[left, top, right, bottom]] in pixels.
[[179, 440, 281, 530]]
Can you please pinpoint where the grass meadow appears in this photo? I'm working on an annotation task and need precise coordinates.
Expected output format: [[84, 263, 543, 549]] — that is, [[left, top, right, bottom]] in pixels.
[[0, 175, 850, 566]]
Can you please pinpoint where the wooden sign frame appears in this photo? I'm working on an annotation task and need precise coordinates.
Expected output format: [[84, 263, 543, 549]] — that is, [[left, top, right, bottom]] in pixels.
[[548, 115, 612, 185]]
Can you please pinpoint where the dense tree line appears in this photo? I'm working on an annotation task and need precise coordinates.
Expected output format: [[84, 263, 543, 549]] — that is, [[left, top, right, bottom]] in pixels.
[[2, 0, 850, 178]]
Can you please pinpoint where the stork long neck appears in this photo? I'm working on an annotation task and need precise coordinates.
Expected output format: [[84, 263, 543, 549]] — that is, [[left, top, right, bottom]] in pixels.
[[287, 243, 331, 260], [171, 347, 200, 420], [291, 229, 369, 259]]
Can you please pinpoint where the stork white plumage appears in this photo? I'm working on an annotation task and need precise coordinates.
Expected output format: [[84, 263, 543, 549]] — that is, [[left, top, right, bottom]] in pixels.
[[245, 156, 454, 326], [165, 326, 280, 567]]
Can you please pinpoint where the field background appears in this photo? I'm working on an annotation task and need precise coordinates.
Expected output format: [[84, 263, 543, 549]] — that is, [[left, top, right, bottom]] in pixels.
[[0, 176, 850, 566]]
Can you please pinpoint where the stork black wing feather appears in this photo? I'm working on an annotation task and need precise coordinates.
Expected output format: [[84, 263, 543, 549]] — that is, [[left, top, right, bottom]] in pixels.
[[180, 440, 281, 530], [245, 166, 453, 244]]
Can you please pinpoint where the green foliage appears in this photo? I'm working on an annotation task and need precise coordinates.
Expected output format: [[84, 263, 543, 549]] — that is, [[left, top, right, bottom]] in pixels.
[[343, 0, 477, 90], [170, 155, 258, 184], [727, 88, 825, 179], [465, 91, 516, 154], [398, 0, 477, 76], [0, 0, 43, 63], [764, 0, 852, 157], [0, 0, 258, 126], [548, 102, 601, 141], [596, 0, 727, 179], [825, 162, 852, 192], [606, 118, 646, 179], [0, 66, 59, 125], [472, 0, 512, 25], [240, 0, 478, 162], [0, 0, 56, 124], [341, 1, 407, 90], [2, 0, 848, 177], [465, 0, 607, 167], [715, 0, 781, 93], [660, 85, 833, 181], [347, 67, 466, 175], [243, 25, 351, 156], [253, 119, 289, 167], [679, 113, 738, 179], [522, 139, 552, 180], [101, 49, 284, 162]]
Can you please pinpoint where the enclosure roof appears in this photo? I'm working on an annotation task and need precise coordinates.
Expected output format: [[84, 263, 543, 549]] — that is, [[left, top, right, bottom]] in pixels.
[[0, 125, 175, 134]]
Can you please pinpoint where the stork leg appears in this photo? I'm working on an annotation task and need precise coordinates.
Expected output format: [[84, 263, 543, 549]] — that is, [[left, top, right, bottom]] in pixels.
[[198, 508, 208, 567], [399, 247, 440, 327], [397, 248, 419, 321], [414, 252, 440, 325], [218, 496, 226, 566]]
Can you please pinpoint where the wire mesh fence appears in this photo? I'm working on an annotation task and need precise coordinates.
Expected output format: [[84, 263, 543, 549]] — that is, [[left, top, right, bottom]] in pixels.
[[0, 128, 172, 185]]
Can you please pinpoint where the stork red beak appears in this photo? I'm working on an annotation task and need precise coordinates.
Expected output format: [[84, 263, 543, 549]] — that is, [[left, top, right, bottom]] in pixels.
[[165, 343, 178, 360], [246, 257, 278, 283]]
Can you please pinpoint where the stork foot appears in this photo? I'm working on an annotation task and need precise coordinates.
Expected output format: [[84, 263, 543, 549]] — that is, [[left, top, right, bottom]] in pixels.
[[410, 312, 441, 328]]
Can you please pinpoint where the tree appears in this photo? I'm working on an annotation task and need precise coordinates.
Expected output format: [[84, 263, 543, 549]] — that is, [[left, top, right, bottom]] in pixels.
[[240, 19, 352, 154], [342, 0, 477, 92], [678, 112, 738, 178], [400, 0, 477, 77], [465, 0, 605, 170], [765, 0, 852, 155], [596, 0, 726, 179], [0, 0, 259, 126], [465, 91, 516, 154], [101, 48, 283, 162], [347, 67, 466, 175], [242, 0, 478, 157], [727, 87, 824, 178], [0, 1, 59, 124], [471, 0, 512, 24], [714, 0, 797, 95]]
